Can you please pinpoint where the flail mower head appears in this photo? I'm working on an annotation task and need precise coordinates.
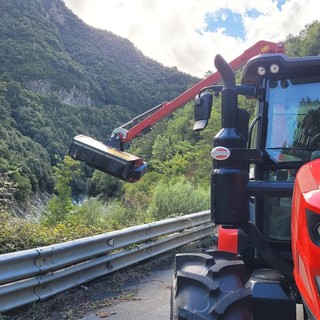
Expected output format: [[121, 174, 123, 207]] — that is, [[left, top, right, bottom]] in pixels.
[[68, 135, 148, 182]]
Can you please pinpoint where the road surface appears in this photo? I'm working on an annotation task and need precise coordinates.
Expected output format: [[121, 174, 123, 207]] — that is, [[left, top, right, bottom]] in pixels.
[[80, 268, 172, 320]]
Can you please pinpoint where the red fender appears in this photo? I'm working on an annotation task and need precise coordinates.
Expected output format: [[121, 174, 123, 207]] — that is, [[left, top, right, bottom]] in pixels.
[[292, 158, 320, 319]]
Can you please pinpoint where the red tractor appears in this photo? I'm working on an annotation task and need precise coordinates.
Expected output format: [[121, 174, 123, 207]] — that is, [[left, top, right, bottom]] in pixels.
[[69, 41, 320, 319]]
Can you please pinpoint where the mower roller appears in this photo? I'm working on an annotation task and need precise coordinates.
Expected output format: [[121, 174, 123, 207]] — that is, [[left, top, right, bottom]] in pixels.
[[69, 135, 147, 182]]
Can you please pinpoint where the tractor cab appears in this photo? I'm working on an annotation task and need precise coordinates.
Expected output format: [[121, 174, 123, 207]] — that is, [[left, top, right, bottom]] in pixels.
[[242, 54, 320, 256]]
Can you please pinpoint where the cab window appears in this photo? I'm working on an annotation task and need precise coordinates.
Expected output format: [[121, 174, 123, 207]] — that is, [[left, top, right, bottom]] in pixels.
[[266, 79, 320, 162]]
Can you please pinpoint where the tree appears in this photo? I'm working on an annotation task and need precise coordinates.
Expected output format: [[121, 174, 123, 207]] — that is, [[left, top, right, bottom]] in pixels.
[[0, 169, 18, 212], [90, 170, 123, 198], [286, 21, 320, 57], [43, 155, 80, 224]]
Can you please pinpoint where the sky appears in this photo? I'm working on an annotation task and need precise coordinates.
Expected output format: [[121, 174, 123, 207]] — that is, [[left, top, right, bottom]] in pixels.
[[62, 0, 319, 77]]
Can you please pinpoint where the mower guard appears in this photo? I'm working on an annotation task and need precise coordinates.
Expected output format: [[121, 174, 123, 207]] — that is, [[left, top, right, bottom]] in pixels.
[[68, 135, 148, 182]]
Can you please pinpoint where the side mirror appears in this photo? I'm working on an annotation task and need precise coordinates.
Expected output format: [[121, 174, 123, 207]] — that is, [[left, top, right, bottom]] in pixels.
[[193, 92, 213, 131]]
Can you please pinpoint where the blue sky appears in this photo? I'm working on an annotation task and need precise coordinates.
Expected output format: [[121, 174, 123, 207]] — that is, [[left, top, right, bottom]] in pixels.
[[205, 9, 246, 39], [276, 0, 288, 10], [205, 0, 287, 40], [63, 0, 319, 77]]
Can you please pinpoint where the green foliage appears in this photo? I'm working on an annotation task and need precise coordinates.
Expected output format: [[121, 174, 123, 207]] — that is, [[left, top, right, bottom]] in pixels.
[[0, 169, 18, 212], [122, 172, 161, 210], [0, 0, 198, 111], [285, 21, 320, 57], [1, 195, 155, 253], [89, 171, 123, 198], [42, 156, 80, 225], [148, 177, 210, 220], [68, 198, 111, 228], [146, 104, 203, 176], [65, 198, 153, 231], [0, 78, 136, 198], [0, 212, 104, 254], [105, 201, 153, 228]]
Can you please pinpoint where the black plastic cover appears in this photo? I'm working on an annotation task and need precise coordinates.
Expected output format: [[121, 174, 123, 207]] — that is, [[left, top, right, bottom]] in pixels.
[[69, 135, 148, 182]]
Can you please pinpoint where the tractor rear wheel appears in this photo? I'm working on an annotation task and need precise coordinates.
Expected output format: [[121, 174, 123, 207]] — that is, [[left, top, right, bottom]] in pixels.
[[170, 251, 252, 320]]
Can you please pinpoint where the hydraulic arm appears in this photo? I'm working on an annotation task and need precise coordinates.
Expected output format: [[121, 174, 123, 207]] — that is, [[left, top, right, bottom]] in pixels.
[[69, 41, 284, 182]]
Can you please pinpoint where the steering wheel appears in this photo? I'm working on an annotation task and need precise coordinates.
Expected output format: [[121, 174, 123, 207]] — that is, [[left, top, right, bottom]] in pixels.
[[309, 133, 320, 148]]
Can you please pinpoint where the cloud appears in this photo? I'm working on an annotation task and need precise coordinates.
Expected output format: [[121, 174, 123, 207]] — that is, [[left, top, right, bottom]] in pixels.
[[63, 0, 319, 77]]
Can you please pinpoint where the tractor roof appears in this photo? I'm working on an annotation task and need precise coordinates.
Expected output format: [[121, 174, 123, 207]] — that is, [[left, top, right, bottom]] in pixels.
[[241, 53, 320, 86]]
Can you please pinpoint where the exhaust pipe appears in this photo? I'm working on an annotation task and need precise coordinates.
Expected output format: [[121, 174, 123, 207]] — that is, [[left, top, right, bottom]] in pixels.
[[211, 54, 249, 226]]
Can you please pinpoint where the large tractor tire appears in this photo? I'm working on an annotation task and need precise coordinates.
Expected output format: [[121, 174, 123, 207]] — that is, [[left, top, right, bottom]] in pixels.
[[171, 251, 252, 320]]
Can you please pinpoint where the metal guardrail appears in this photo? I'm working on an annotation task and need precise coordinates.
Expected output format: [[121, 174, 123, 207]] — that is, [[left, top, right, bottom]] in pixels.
[[0, 211, 213, 313]]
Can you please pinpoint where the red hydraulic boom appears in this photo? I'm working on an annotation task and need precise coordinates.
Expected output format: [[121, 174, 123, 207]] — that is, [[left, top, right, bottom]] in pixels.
[[111, 40, 284, 144], [69, 40, 285, 182]]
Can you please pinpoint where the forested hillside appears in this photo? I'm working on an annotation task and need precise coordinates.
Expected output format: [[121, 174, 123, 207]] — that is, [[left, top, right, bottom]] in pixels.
[[0, 0, 198, 202]]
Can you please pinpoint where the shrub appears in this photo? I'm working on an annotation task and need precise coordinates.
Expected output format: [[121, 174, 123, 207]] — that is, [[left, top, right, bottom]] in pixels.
[[0, 212, 104, 254], [41, 156, 80, 225], [71, 198, 154, 230], [148, 177, 210, 220], [89, 171, 123, 198]]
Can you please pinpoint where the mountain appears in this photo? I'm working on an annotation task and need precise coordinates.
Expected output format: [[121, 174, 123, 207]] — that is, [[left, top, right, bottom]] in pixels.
[[0, 0, 199, 202], [0, 0, 198, 110]]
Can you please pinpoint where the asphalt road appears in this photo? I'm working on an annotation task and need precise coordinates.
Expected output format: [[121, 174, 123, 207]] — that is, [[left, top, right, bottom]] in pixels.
[[80, 268, 172, 320]]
